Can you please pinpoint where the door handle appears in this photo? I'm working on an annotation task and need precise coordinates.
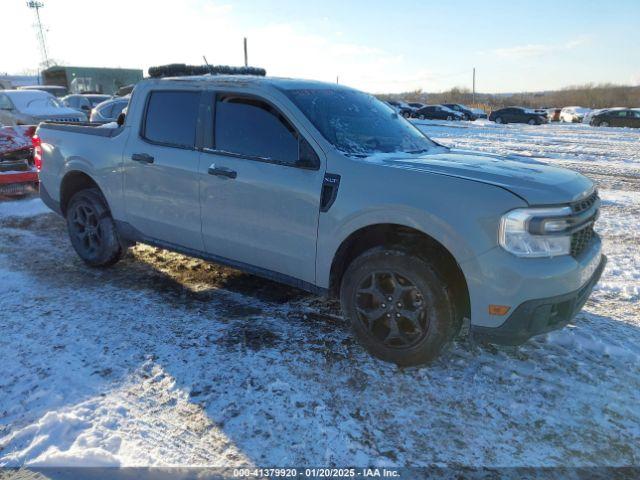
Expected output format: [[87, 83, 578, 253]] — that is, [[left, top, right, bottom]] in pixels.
[[208, 164, 237, 179], [131, 153, 154, 164]]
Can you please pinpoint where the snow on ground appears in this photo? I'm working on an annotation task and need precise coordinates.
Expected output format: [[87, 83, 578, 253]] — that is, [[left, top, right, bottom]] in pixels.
[[1, 123, 639, 468], [414, 120, 640, 183]]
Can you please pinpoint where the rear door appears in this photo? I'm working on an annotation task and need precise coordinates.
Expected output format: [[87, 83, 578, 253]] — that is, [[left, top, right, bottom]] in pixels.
[[610, 110, 628, 127], [122, 89, 205, 250], [199, 91, 325, 284]]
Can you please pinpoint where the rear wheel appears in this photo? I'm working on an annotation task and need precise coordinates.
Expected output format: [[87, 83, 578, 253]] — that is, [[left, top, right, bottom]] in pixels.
[[66, 188, 124, 267], [495, 116, 504, 124], [528, 118, 537, 125], [340, 248, 458, 366]]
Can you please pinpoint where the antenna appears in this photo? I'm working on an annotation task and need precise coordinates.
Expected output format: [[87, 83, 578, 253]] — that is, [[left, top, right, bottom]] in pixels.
[[27, 1, 50, 68]]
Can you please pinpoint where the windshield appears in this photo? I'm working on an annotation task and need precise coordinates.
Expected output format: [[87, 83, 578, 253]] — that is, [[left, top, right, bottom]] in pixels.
[[282, 88, 436, 156], [89, 96, 111, 107]]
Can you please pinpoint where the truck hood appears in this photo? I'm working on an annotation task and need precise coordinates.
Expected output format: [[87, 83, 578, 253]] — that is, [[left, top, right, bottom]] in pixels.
[[377, 149, 594, 205]]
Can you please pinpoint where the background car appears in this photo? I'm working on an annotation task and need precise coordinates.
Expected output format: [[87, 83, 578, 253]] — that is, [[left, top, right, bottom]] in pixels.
[[62, 94, 111, 116], [90, 96, 129, 123], [386, 100, 414, 118], [546, 108, 562, 122], [0, 125, 38, 196], [414, 104, 464, 121], [590, 108, 640, 128], [442, 103, 484, 120], [17, 85, 68, 98], [0, 90, 87, 124], [489, 107, 547, 125], [559, 106, 591, 123]]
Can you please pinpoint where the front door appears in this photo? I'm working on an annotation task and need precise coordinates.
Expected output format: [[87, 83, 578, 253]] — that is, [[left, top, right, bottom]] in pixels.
[[123, 89, 204, 250], [199, 92, 325, 284]]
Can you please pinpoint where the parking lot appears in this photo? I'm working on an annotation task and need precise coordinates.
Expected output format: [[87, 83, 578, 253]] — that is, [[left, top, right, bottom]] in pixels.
[[1, 121, 639, 467]]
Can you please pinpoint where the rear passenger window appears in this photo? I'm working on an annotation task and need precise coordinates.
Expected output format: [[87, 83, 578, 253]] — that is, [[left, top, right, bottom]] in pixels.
[[143, 91, 200, 148], [215, 95, 298, 164]]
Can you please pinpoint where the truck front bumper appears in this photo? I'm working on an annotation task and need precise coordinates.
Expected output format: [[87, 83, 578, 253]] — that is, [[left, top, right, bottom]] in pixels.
[[472, 254, 606, 345]]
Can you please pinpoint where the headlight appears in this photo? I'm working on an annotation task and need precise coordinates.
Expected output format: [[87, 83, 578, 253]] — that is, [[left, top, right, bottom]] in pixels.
[[499, 207, 572, 257]]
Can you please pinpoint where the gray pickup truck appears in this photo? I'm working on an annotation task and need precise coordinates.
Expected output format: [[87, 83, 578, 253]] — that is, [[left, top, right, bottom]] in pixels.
[[36, 73, 605, 365]]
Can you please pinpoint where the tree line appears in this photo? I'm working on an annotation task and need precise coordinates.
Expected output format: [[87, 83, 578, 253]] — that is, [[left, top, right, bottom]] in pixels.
[[378, 84, 640, 111]]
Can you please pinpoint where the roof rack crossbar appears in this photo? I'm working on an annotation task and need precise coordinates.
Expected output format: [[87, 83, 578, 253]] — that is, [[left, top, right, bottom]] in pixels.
[[148, 64, 266, 78]]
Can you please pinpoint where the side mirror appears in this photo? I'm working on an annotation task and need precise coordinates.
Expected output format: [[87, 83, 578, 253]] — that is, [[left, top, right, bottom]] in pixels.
[[297, 137, 320, 169], [116, 112, 126, 127]]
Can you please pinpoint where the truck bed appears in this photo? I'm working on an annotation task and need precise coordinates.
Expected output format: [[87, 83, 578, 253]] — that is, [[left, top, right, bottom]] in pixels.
[[38, 122, 122, 138]]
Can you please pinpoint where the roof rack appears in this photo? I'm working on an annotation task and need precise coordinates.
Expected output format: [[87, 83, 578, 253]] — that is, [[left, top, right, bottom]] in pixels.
[[148, 64, 267, 79]]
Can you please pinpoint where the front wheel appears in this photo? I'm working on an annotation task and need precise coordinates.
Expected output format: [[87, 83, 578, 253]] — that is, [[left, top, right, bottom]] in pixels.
[[66, 188, 124, 267], [600, 121, 609, 127], [446, 115, 453, 121], [528, 118, 537, 125], [340, 248, 458, 366], [495, 116, 504, 124]]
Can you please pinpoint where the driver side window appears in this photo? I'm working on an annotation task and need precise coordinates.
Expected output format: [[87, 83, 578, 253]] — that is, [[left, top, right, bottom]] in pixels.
[[215, 95, 299, 166]]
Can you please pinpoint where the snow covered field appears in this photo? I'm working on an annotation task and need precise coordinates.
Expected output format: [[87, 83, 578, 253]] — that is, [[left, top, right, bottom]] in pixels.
[[1, 122, 639, 469]]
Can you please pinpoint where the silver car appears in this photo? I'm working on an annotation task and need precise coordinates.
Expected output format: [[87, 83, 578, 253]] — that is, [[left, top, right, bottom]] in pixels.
[[0, 90, 87, 124], [90, 96, 129, 123], [62, 94, 112, 117]]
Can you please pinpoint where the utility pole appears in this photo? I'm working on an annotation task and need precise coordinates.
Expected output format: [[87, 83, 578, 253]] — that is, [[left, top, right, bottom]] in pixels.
[[27, 1, 50, 69], [472, 67, 476, 105], [243, 37, 248, 67]]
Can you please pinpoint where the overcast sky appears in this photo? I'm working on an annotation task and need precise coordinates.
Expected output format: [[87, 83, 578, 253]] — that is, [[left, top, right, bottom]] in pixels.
[[2, 0, 639, 93]]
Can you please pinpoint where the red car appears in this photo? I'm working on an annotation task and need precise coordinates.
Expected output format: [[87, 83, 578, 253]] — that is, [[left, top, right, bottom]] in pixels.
[[0, 125, 39, 196]]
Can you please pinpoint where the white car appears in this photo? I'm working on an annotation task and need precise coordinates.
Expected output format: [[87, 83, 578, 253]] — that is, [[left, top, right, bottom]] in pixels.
[[559, 106, 591, 123], [0, 90, 87, 125]]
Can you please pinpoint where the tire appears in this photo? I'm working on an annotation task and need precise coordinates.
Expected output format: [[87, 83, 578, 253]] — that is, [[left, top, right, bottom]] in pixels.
[[66, 188, 124, 267], [402, 112, 410, 118], [340, 247, 458, 366], [528, 118, 537, 125], [446, 115, 453, 121], [419, 114, 425, 120], [495, 116, 503, 124], [600, 121, 609, 128]]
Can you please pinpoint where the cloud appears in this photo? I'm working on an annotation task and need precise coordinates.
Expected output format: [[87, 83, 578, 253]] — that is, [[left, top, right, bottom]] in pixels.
[[490, 36, 590, 59]]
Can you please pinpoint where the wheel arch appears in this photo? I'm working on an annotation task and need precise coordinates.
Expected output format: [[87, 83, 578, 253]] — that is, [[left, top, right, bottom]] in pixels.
[[327, 223, 470, 321], [59, 170, 106, 216]]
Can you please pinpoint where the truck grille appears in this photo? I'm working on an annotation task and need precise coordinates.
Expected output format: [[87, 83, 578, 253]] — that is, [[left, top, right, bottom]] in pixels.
[[55, 117, 83, 123], [571, 190, 598, 214], [569, 190, 599, 258], [571, 225, 595, 257]]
